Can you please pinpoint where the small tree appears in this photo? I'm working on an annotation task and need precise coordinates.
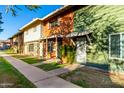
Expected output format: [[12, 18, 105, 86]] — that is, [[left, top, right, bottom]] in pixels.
[[5, 5, 41, 16]]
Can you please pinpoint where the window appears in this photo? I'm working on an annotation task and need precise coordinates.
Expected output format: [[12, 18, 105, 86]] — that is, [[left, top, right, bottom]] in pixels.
[[33, 27, 36, 32], [109, 32, 124, 60], [26, 30, 28, 35], [110, 34, 120, 58], [49, 18, 60, 28], [36, 25, 39, 31], [48, 41, 53, 53], [29, 44, 34, 52]]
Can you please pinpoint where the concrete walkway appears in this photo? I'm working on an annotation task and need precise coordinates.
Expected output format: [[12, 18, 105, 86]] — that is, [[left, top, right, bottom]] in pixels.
[[0, 52, 80, 88], [48, 64, 82, 76], [32, 58, 61, 66]]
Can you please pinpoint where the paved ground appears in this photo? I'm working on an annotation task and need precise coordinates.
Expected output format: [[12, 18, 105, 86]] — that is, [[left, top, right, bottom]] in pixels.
[[32, 61, 82, 76], [32, 58, 61, 66], [32, 62, 44, 66], [0, 52, 80, 88], [48, 64, 82, 76]]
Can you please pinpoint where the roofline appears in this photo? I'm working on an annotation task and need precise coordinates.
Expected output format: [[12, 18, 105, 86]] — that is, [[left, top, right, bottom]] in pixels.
[[19, 18, 42, 31], [8, 31, 22, 39], [42, 5, 73, 21], [9, 18, 42, 39], [18, 6, 73, 32], [9, 6, 73, 39], [66, 31, 93, 38]]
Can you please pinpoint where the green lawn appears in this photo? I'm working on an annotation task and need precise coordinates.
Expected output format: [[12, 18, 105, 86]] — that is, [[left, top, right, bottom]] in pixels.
[[3, 48, 15, 54], [11, 54, 43, 64], [59, 67, 124, 88], [2, 49, 43, 64], [0, 57, 36, 88], [37, 62, 66, 71]]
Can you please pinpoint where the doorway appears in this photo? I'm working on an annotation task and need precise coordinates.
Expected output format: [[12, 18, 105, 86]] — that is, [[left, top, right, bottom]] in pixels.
[[76, 37, 86, 64]]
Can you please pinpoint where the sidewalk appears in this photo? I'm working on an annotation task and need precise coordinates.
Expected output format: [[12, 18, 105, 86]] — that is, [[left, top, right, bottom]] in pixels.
[[0, 52, 80, 88], [48, 64, 82, 76]]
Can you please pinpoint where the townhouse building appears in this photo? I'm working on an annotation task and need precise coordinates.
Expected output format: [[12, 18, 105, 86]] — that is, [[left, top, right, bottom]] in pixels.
[[9, 5, 92, 63], [41, 5, 74, 59], [9, 31, 24, 53], [19, 18, 43, 57], [40, 5, 92, 63]]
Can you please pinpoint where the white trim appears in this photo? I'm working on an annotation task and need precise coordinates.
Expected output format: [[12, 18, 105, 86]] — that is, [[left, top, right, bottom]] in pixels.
[[42, 5, 69, 20], [109, 34, 111, 59], [66, 31, 92, 38], [19, 18, 42, 31], [109, 57, 124, 61], [40, 35, 63, 40], [109, 32, 124, 35], [109, 32, 124, 61], [120, 33, 123, 59]]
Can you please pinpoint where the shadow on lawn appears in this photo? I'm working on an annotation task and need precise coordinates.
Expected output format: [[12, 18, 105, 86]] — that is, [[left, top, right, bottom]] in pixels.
[[81, 62, 110, 72], [59, 63, 124, 88]]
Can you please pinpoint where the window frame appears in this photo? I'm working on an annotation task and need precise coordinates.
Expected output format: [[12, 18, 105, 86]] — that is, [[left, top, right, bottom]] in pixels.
[[49, 17, 60, 28], [109, 32, 124, 61], [48, 41, 54, 53], [33, 27, 36, 32], [29, 44, 34, 52], [25, 30, 28, 35]]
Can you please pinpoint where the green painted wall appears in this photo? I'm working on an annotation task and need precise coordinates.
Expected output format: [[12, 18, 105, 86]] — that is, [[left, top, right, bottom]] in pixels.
[[74, 6, 124, 31], [74, 5, 124, 72]]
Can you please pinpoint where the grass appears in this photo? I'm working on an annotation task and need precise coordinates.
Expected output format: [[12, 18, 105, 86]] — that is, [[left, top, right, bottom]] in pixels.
[[2, 49, 43, 64], [59, 67, 124, 88], [2, 48, 15, 54], [72, 80, 89, 88], [0, 57, 36, 88], [37, 62, 66, 71], [11, 54, 42, 64]]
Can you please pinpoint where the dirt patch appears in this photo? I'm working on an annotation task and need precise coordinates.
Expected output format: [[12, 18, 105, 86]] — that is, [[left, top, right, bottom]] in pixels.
[[59, 67, 124, 88]]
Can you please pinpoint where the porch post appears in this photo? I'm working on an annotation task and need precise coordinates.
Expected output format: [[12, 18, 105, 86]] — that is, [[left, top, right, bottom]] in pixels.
[[56, 35, 58, 58], [46, 37, 48, 59], [37, 39, 40, 60]]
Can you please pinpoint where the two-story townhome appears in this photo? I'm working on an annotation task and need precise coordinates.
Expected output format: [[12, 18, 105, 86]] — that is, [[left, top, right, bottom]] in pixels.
[[41, 5, 92, 63], [40, 6, 74, 60], [8, 5, 92, 64], [19, 18, 43, 57], [9, 31, 24, 53]]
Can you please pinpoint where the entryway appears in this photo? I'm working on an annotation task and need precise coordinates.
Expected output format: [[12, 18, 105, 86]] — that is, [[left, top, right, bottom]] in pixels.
[[76, 37, 86, 64]]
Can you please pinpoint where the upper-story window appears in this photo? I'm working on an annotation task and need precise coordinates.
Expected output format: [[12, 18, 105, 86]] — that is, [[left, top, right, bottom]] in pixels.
[[26, 30, 28, 35], [49, 17, 60, 29], [36, 25, 39, 31], [33, 27, 36, 32], [33, 25, 40, 32]]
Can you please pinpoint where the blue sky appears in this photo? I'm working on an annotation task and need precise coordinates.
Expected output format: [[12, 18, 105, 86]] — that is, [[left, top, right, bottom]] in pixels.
[[0, 5, 62, 40]]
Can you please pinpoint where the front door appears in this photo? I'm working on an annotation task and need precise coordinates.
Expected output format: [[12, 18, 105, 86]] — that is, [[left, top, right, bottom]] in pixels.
[[57, 40, 62, 59], [76, 37, 86, 64]]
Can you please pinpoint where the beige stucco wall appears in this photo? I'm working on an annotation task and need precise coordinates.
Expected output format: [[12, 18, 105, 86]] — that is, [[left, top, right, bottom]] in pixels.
[[24, 42, 43, 57], [24, 24, 42, 43]]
